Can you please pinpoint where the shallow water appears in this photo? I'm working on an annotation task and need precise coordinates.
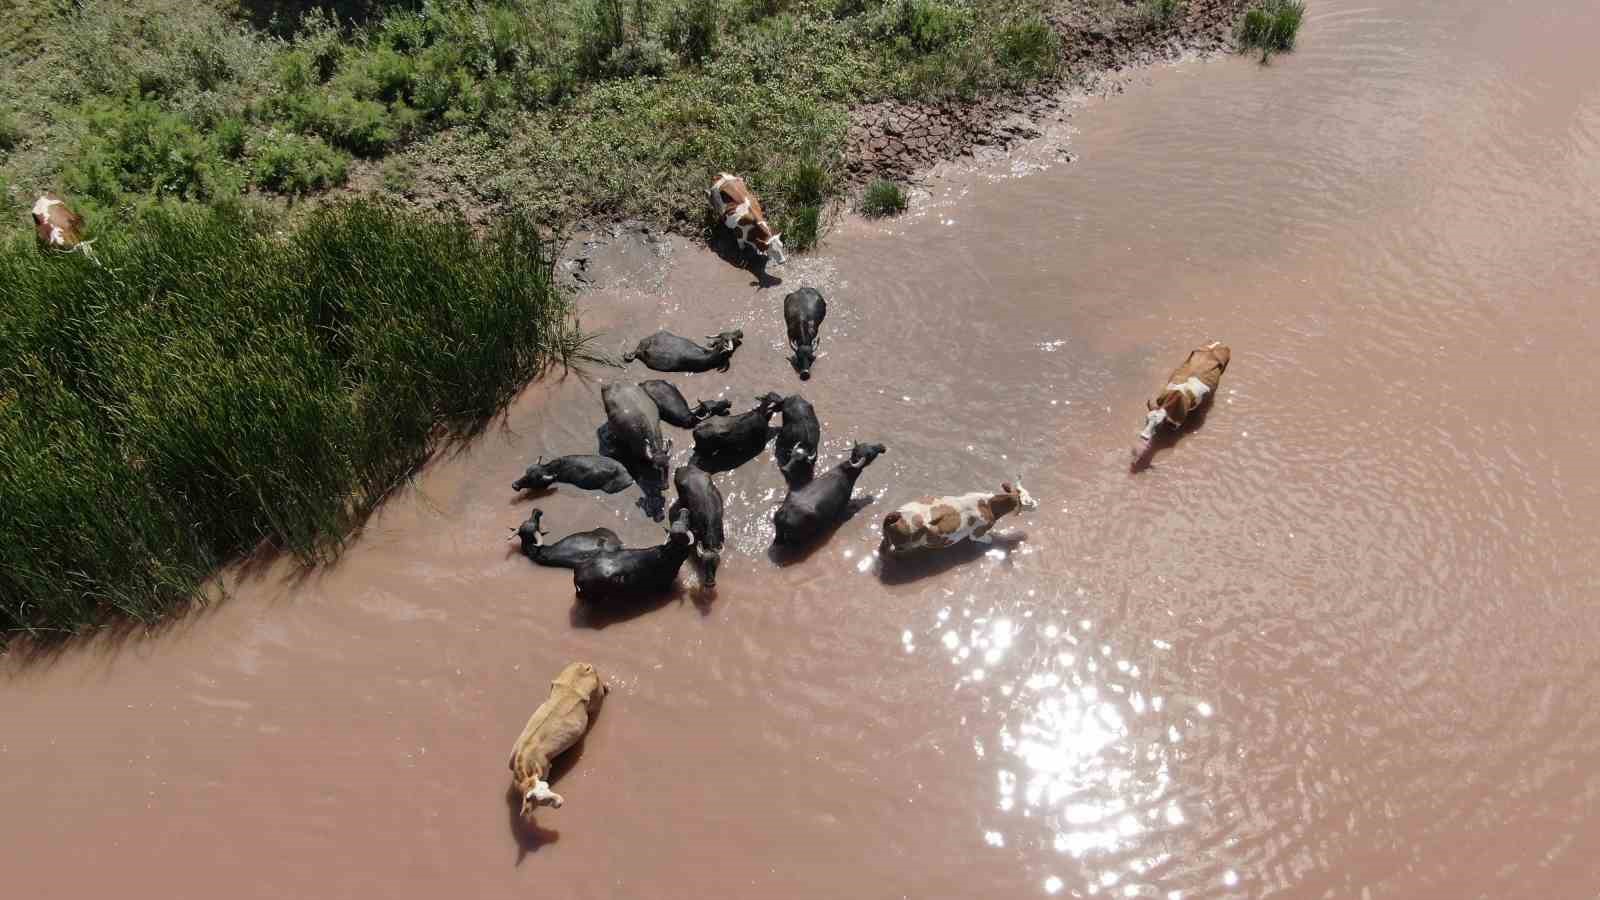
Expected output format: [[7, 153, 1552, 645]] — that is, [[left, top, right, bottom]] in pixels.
[[6, 0, 1600, 896]]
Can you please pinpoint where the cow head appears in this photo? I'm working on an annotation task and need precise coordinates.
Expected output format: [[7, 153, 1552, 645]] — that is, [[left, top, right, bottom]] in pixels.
[[756, 392, 785, 417], [691, 398, 733, 421], [789, 338, 818, 380], [509, 509, 546, 550], [512, 457, 554, 492], [648, 437, 673, 484], [751, 221, 787, 265], [1001, 480, 1038, 512], [667, 508, 694, 547], [848, 442, 887, 469], [706, 330, 744, 355]]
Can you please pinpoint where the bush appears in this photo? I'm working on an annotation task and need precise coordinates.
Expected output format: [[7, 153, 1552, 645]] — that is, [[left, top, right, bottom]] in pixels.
[[1143, 0, 1182, 26], [0, 108, 22, 152], [1237, 0, 1304, 60], [996, 14, 1059, 82], [249, 131, 350, 193], [666, 0, 719, 64], [64, 98, 244, 203], [0, 199, 581, 637], [860, 178, 907, 217], [879, 0, 974, 54]]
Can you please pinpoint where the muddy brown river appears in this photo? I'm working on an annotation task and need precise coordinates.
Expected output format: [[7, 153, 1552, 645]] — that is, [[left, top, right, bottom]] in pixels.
[[7, 1, 1600, 896]]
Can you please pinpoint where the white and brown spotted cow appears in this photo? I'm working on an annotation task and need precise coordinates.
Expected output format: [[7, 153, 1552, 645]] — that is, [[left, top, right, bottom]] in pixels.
[[32, 192, 87, 252], [881, 481, 1037, 556], [1132, 341, 1231, 466], [707, 172, 787, 265]]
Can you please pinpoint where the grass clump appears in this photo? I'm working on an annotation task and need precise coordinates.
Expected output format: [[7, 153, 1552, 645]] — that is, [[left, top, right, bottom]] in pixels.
[[1237, 0, 1304, 61], [1142, 0, 1183, 27], [0, 199, 582, 638], [860, 178, 907, 217]]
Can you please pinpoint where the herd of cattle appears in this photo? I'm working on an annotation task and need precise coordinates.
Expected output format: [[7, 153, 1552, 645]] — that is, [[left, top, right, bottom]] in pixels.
[[26, 177, 1230, 818]]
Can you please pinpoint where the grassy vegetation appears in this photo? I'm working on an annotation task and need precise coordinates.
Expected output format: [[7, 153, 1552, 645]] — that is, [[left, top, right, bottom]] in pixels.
[[1, 0, 1062, 240], [1141, 0, 1183, 27], [1236, 0, 1304, 62], [860, 177, 907, 217], [0, 199, 585, 636]]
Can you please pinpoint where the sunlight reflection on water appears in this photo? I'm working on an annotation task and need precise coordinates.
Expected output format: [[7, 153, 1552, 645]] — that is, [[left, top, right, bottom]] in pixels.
[[907, 591, 1219, 896]]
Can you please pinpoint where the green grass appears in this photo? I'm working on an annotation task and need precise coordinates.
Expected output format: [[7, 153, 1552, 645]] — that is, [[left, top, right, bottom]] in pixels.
[[0, 199, 585, 637], [860, 177, 907, 217], [1237, 0, 1304, 61], [1, 0, 1065, 242]]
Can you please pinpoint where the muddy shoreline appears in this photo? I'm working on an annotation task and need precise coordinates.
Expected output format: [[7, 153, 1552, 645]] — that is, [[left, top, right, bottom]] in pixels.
[[845, 0, 1252, 185]]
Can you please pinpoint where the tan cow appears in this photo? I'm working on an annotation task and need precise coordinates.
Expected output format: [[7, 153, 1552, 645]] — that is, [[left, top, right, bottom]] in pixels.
[[508, 662, 608, 816], [1132, 341, 1231, 466], [707, 172, 787, 265], [881, 481, 1037, 555], [32, 192, 87, 252]]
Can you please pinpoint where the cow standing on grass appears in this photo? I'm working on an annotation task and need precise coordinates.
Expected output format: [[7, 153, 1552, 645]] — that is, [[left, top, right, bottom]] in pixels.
[[31, 192, 87, 252], [707, 173, 787, 266]]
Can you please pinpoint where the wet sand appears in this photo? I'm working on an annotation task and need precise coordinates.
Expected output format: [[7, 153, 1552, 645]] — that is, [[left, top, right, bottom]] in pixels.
[[6, 0, 1600, 896]]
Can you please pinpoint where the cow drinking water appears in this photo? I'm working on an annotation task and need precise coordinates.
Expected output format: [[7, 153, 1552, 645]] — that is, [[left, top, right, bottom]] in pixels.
[[707, 173, 787, 265], [1132, 341, 1230, 469], [784, 287, 827, 380]]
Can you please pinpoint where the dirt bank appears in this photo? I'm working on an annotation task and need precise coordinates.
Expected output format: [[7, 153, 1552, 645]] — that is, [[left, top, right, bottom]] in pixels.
[[846, 0, 1251, 184]]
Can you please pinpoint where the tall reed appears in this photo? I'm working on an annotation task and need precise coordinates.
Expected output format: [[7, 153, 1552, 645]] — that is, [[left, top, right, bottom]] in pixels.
[[0, 200, 582, 637]]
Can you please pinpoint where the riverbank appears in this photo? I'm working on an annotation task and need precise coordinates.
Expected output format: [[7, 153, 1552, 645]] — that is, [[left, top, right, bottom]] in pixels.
[[2, 0, 1252, 239]]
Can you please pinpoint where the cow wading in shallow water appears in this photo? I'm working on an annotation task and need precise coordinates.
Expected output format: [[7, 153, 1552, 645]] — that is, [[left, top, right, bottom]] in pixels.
[[881, 482, 1037, 556], [707, 173, 787, 266], [1132, 341, 1231, 469]]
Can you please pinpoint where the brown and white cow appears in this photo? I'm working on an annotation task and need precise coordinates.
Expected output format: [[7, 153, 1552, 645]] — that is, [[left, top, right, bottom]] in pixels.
[[707, 172, 787, 265], [1132, 341, 1231, 466], [32, 192, 87, 251], [881, 481, 1038, 555]]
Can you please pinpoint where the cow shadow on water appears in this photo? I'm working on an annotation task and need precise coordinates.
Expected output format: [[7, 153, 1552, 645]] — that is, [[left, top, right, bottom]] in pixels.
[[876, 533, 1029, 586], [1130, 399, 1216, 473], [568, 585, 695, 629], [707, 229, 782, 289], [765, 495, 878, 568], [504, 699, 607, 865]]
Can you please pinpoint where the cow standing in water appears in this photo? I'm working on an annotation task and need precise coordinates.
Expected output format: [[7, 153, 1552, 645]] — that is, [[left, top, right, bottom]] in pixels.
[[707, 173, 787, 266], [31, 193, 87, 252], [1132, 341, 1231, 469]]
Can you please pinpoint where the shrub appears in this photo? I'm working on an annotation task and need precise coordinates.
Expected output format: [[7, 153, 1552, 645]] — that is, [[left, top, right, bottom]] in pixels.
[[0, 108, 21, 152], [666, 0, 719, 64], [1143, 0, 1182, 26], [777, 202, 822, 253], [1237, 0, 1304, 61], [879, 0, 974, 54], [64, 98, 243, 203], [0, 199, 581, 637], [249, 130, 349, 193], [996, 14, 1059, 83], [860, 178, 907, 217]]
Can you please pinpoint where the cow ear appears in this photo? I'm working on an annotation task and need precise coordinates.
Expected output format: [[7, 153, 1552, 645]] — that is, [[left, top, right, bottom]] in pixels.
[[1001, 481, 1014, 494]]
